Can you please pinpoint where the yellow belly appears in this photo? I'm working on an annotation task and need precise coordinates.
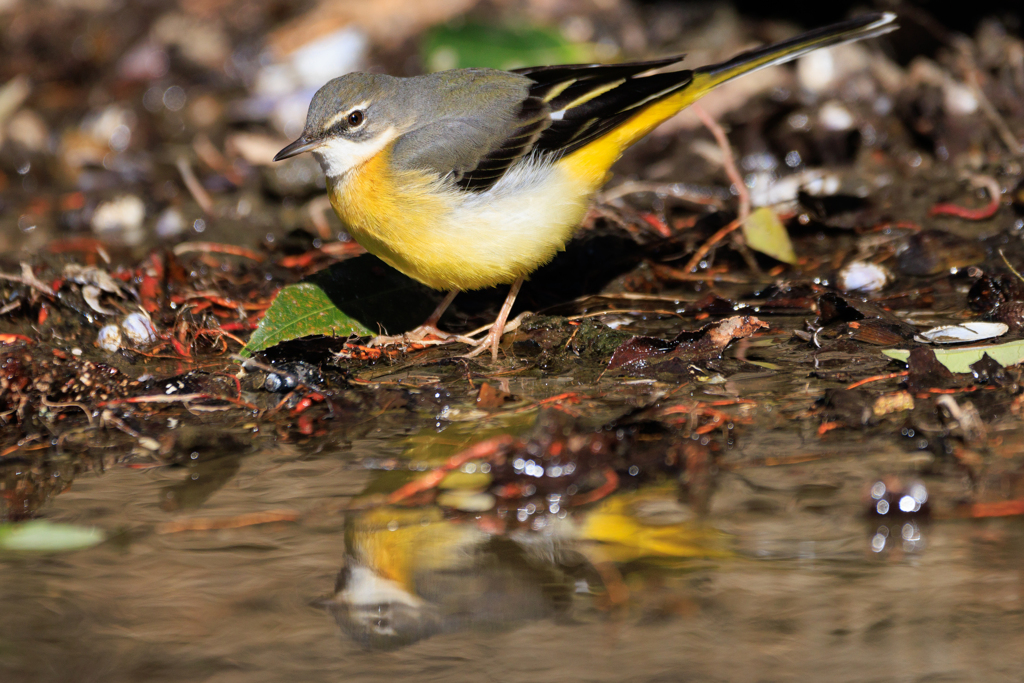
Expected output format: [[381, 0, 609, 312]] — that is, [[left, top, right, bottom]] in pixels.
[[327, 147, 598, 291]]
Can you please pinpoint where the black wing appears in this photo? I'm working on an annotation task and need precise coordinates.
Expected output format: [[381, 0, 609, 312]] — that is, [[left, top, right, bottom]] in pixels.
[[457, 56, 692, 192], [450, 13, 898, 192]]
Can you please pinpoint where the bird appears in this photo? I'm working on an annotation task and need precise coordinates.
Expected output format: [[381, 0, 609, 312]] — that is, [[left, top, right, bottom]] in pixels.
[[275, 12, 898, 360]]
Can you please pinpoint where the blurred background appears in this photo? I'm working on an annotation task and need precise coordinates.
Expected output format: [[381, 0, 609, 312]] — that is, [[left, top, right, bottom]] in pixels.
[[1, 0, 1021, 254]]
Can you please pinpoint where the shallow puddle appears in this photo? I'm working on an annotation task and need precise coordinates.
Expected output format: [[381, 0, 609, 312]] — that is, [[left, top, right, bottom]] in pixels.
[[3, 419, 1024, 682]]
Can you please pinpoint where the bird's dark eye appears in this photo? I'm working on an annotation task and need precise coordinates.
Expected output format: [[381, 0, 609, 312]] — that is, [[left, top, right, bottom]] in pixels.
[[347, 110, 364, 127]]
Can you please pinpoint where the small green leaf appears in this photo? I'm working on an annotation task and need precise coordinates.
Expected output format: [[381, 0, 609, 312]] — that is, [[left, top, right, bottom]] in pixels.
[[241, 255, 441, 357], [742, 207, 797, 264], [883, 340, 1024, 373], [241, 282, 372, 357], [0, 520, 105, 552]]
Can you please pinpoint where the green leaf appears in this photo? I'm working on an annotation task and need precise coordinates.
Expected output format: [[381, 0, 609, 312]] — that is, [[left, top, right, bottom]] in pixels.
[[742, 207, 797, 264], [241, 282, 372, 357], [0, 520, 105, 552], [883, 340, 1024, 373], [422, 22, 592, 72], [241, 255, 441, 357]]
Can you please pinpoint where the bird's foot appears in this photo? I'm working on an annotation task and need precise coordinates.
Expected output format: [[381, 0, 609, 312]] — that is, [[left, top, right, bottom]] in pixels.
[[367, 325, 476, 349], [463, 312, 530, 361]]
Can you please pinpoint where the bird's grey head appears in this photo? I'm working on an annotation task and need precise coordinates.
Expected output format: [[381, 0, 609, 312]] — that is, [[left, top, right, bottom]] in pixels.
[[274, 72, 408, 177]]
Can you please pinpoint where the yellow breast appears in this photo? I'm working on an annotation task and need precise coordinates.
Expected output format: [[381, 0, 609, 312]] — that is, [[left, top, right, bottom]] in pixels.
[[327, 145, 598, 291]]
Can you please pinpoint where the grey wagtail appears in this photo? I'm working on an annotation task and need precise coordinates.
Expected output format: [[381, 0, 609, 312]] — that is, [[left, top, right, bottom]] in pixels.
[[275, 13, 897, 360]]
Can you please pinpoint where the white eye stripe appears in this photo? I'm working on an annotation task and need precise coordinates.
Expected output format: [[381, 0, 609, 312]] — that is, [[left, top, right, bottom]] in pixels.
[[324, 100, 371, 130]]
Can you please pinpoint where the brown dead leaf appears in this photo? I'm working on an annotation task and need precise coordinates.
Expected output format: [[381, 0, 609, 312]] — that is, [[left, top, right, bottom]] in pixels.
[[608, 315, 769, 374]]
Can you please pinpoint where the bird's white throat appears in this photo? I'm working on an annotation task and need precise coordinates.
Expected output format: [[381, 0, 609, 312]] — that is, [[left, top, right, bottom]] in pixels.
[[312, 128, 397, 178]]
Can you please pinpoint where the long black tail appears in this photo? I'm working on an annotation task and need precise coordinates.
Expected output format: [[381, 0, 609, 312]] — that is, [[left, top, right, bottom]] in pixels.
[[695, 12, 898, 87]]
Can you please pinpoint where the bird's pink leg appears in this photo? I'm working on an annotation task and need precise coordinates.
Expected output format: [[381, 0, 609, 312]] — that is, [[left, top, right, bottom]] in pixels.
[[465, 276, 524, 361]]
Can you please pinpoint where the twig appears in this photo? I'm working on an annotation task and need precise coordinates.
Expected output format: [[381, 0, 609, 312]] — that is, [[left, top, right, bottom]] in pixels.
[[964, 500, 1024, 518], [650, 262, 752, 283], [999, 248, 1024, 284], [957, 41, 1024, 156], [0, 434, 42, 458], [387, 435, 516, 504], [0, 263, 55, 296], [692, 103, 750, 222], [598, 180, 727, 208], [41, 397, 95, 428], [176, 156, 214, 215], [682, 104, 751, 274], [156, 509, 300, 534], [680, 219, 744, 274], [568, 307, 682, 320], [100, 410, 141, 437], [98, 392, 258, 411], [173, 242, 264, 262], [307, 195, 334, 240], [846, 372, 909, 390], [192, 133, 242, 185]]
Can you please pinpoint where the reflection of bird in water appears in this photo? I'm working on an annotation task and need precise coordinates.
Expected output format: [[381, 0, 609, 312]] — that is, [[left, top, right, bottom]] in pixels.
[[318, 490, 728, 650], [319, 505, 583, 651]]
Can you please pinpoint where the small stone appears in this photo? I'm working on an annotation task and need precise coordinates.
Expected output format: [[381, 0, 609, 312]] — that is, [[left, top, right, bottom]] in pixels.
[[154, 207, 186, 239], [121, 312, 158, 346], [836, 261, 892, 293], [98, 325, 122, 352], [91, 195, 146, 246]]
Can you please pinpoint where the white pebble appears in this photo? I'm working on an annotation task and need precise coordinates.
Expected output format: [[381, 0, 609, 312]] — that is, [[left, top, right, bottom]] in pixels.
[[943, 81, 978, 116], [797, 49, 837, 93], [91, 195, 146, 246], [7, 110, 49, 152], [98, 324, 123, 352], [154, 207, 185, 239], [253, 27, 368, 136], [256, 27, 367, 96], [749, 168, 841, 208], [818, 100, 855, 132], [797, 43, 870, 94], [121, 312, 158, 346], [837, 261, 892, 293]]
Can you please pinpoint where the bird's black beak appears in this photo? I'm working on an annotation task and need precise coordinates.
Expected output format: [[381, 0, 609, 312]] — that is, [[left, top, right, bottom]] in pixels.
[[274, 135, 320, 161]]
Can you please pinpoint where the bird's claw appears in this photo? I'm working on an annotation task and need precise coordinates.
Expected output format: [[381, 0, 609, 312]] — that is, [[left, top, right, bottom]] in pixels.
[[462, 312, 529, 361]]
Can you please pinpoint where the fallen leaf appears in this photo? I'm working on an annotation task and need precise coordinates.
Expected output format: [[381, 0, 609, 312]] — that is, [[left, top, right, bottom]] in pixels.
[[422, 22, 591, 71], [742, 207, 797, 264], [0, 520, 105, 552], [609, 315, 768, 374], [475, 383, 512, 410], [905, 347, 956, 392], [872, 391, 915, 417], [914, 321, 1007, 344], [241, 255, 440, 357], [816, 291, 918, 345], [241, 281, 372, 357], [883, 340, 1024, 373]]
